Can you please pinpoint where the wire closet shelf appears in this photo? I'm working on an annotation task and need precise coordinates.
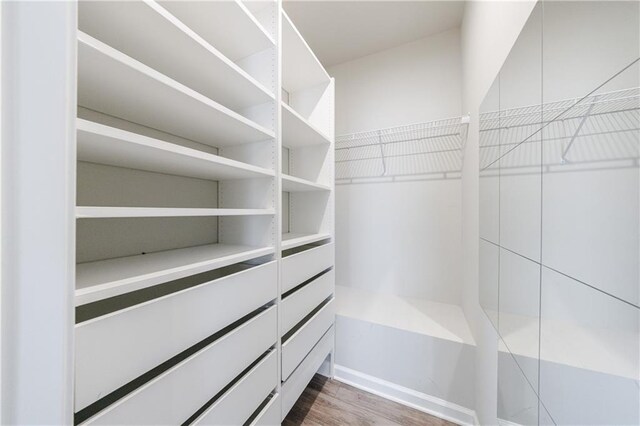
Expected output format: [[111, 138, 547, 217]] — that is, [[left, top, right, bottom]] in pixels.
[[335, 115, 470, 183], [479, 86, 639, 172]]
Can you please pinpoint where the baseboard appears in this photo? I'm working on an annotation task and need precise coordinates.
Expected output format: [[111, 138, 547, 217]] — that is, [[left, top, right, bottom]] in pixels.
[[333, 365, 477, 426]]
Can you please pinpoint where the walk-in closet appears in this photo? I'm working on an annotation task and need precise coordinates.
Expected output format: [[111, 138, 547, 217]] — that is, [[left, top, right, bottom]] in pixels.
[[1, 1, 638, 425]]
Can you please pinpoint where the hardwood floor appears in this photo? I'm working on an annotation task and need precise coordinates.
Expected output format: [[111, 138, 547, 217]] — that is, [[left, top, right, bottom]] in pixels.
[[283, 374, 458, 426]]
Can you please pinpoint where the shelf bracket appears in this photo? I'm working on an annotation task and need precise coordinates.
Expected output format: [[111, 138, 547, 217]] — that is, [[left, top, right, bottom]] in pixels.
[[561, 96, 597, 164], [378, 130, 387, 176]]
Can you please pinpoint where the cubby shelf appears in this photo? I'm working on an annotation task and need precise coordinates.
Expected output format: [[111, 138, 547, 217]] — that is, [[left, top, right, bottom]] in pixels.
[[282, 174, 331, 192], [77, 119, 274, 181], [76, 207, 275, 219], [161, 0, 275, 63], [282, 11, 331, 93], [78, 31, 274, 148], [79, 0, 274, 112], [282, 102, 331, 148], [281, 233, 332, 251], [76, 244, 275, 306]]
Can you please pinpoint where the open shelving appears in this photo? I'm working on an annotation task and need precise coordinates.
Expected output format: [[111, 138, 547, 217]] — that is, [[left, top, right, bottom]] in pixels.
[[72, 2, 333, 424], [77, 119, 274, 181], [282, 102, 332, 148], [161, 0, 275, 63], [281, 11, 331, 93], [77, 31, 274, 148], [76, 244, 275, 306], [76, 207, 275, 219], [79, 0, 274, 113], [281, 233, 332, 251], [282, 175, 331, 192]]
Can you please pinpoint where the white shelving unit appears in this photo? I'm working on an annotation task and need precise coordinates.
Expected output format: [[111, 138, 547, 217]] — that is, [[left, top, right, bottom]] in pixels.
[[282, 11, 331, 92], [78, 1, 274, 113], [71, 1, 334, 425], [77, 119, 275, 181], [75, 207, 275, 219], [279, 9, 336, 421], [282, 232, 333, 251], [282, 102, 332, 148], [75, 244, 275, 306], [78, 31, 274, 148], [282, 174, 331, 192]]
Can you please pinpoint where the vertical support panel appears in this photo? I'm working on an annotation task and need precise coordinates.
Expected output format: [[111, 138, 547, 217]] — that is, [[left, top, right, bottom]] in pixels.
[[275, 0, 285, 418], [1, 2, 76, 424]]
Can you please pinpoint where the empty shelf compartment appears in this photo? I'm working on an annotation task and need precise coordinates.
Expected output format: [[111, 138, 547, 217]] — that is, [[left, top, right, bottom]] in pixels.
[[76, 244, 275, 305], [78, 31, 274, 148]]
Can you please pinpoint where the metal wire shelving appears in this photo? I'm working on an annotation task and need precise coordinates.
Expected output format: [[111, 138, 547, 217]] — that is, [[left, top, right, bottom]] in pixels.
[[479, 87, 640, 172], [335, 115, 470, 183]]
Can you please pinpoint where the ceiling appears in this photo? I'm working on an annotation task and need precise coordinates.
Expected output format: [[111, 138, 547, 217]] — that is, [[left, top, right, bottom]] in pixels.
[[283, 1, 465, 68]]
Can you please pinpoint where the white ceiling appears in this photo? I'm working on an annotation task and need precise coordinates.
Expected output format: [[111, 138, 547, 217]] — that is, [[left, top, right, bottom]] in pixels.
[[283, 1, 465, 68]]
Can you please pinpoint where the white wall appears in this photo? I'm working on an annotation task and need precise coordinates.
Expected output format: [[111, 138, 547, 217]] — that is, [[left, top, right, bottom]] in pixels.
[[459, 2, 538, 424], [330, 28, 462, 134], [329, 28, 463, 304]]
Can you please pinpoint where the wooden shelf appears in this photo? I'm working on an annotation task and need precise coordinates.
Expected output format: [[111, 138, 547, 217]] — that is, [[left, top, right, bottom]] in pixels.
[[282, 102, 331, 148], [161, 0, 275, 62], [282, 233, 332, 251], [79, 1, 273, 112], [77, 31, 274, 148], [282, 175, 330, 192], [282, 11, 331, 93], [77, 119, 274, 181], [76, 244, 275, 305], [76, 207, 275, 219]]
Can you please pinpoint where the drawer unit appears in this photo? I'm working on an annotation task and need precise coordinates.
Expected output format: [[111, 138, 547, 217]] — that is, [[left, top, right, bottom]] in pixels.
[[76, 261, 277, 411], [249, 394, 281, 426], [281, 242, 334, 293], [282, 298, 335, 380], [192, 351, 278, 425], [82, 306, 277, 425], [282, 326, 335, 418], [281, 269, 334, 335]]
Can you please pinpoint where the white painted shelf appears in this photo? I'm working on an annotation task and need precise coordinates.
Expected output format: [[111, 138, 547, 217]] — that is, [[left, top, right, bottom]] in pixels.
[[76, 207, 275, 219], [281, 233, 332, 251], [161, 0, 274, 63], [335, 285, 475, 346], [77, 31, 274, 148], [77, 119, 274, 181], [282, 175, 330, 193], [282, 11, 331, 92], [76, 244, 275, 306], [282, 103, 331, 148], [78, 1, 273, 112]]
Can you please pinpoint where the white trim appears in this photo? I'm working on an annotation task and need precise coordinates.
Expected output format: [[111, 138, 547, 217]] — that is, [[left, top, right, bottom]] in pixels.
[[498, 418, 523, 426], [333, 365, 477, 426], [1, 2, 76, 423]]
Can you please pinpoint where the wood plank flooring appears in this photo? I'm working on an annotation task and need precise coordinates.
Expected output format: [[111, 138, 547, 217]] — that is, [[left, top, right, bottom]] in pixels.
[[283, 374, 458, 426]]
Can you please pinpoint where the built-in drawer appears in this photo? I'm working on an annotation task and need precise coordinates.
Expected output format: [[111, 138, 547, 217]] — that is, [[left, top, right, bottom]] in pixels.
[[282, 243, 334, 293], [281, 269, 334, 335], [249, 394, 280, 426], [76, 261, 277, 411], [282, 298, 335, 380], [281, 326, 334, 418], [82, 306, 277, 425], [192, 350, 278, 425]]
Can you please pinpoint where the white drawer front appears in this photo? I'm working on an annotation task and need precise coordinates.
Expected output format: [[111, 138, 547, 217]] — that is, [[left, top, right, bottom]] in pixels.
[[281, 269, 334, 334], [282, 243, 334, 293], [193, 351, 277, 425], [76, 261, 277, 411], [282, 326, 334, 418], [84, 306, 277, 425], [249, 394, 281, 426], [282, 298, 335, 380]]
